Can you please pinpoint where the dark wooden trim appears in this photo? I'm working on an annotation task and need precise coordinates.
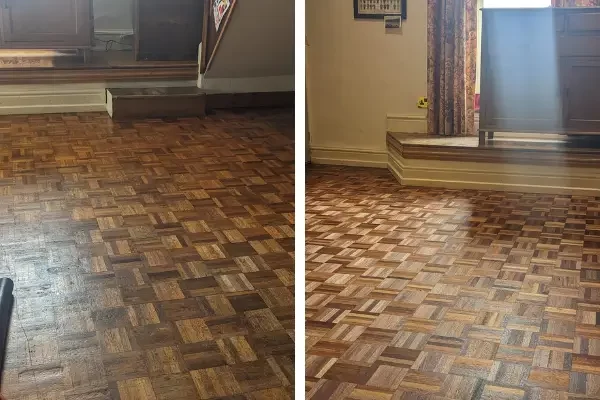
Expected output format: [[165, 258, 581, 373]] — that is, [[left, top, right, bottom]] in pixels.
[[199, 0, 210, 74], [133, 0, 140, 60], [0, 64, 198, 84], [387, 132, 600, 168]]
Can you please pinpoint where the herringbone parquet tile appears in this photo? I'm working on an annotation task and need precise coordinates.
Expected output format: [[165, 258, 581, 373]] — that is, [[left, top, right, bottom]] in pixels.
[[0, 110, 295, 400], [306, 165, 600, 400]]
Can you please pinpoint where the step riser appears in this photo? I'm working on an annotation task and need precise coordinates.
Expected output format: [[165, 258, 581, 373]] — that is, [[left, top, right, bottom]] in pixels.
[[206, 91, 294, 110], [109, 95, 206, 120], [107, 88, 294, 120]]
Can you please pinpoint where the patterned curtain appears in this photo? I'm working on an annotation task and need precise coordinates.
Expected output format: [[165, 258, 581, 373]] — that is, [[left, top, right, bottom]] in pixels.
[[427, 0, 478, 136], [552, 0, 600, 6]]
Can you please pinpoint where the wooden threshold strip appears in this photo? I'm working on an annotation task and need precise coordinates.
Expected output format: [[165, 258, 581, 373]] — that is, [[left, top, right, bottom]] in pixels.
[[0, 64, 198, 84]]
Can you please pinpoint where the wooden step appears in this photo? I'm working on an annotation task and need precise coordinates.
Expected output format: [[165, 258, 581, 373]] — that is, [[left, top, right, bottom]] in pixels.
[[106, 87, 209, 120]]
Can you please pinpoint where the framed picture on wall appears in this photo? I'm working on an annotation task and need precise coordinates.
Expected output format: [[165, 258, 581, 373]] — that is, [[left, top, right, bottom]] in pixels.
[[354, 0, 407, 20]]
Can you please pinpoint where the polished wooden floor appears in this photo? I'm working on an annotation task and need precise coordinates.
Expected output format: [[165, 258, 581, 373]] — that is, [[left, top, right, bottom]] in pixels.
[[0, 110, 295, 400], [306, 165, 600, 400]]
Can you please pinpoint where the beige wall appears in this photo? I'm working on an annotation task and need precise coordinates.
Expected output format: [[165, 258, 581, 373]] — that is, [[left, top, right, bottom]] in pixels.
[[306, 0, 427, 154], [206, 0, 295, 79]]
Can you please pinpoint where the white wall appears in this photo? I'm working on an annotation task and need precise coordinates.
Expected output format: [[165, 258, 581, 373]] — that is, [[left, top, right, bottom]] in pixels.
[[93, 0, 134, 33], [306, 0, 427, 160], [201, 0, 294, 92]]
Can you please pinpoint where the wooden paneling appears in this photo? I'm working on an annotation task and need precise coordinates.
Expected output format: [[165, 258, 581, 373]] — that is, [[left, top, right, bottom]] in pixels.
[[561, 58, 600, 132], [0, 110, 295, 399], [134, 0, 204, 61], [566, 11, 600, 32], [0, 0, 92, 49]]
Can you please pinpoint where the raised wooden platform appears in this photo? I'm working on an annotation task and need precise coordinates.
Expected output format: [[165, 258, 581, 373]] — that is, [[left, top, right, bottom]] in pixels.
[[0, 50, 198, 84], [387, 132, 600, 195]]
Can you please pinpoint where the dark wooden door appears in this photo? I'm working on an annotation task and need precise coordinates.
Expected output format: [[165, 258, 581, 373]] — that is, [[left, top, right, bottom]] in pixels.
[[0, 0, 92, 48], [135, 0, 204, 61], [561, 58, 600, 133]]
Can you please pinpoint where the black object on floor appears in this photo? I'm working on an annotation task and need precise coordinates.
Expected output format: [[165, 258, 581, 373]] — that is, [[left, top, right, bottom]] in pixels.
[[0, 278, 13, 380]]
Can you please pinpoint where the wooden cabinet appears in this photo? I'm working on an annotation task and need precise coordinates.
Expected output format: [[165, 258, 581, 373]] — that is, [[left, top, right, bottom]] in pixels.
[[0, 0, 92, 49], [561, 58, 600, 133], [479, 7, 600, 142]]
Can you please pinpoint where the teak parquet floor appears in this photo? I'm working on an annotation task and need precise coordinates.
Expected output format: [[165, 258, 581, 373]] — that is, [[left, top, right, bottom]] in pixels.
[[0, 110, 295, 400], [306, 165, 600, 400]]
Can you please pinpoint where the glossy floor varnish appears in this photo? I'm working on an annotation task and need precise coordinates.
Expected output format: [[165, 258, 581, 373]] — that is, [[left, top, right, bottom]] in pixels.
[[0, 110, 295, 400], [306, 165, 600, 400]]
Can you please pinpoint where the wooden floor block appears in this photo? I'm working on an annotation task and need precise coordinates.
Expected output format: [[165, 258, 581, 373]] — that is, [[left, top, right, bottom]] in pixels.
[[306, 165, 600, 400], [0, 110, 294, 399]]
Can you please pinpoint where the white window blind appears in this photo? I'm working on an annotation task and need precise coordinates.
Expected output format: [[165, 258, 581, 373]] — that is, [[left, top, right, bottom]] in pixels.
[[484, 0, 551, 7]]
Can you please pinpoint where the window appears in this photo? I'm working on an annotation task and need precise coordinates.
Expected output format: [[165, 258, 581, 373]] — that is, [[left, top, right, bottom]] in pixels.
[[484, 0, 551, 7]]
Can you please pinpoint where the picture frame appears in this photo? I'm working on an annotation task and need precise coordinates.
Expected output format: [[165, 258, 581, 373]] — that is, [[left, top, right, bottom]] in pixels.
[[354, 0, 407, 20]]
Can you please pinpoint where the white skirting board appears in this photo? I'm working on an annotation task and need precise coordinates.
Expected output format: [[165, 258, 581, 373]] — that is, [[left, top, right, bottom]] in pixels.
[[310, 146, 388, 168], [388, 145, 600, 196], [307, 114, 425, 168], [198, 74, 294, 93], [0, 81, 197, 115]]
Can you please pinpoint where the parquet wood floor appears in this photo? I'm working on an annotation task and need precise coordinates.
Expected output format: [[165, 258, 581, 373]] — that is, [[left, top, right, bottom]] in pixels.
[[306, 165, 600, 400], [0, 110, 295, 400]]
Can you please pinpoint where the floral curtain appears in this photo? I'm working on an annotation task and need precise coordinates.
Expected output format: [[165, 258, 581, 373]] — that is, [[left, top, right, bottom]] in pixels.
[[427, 0, 478, 136], [552, 0, 600, 6]]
